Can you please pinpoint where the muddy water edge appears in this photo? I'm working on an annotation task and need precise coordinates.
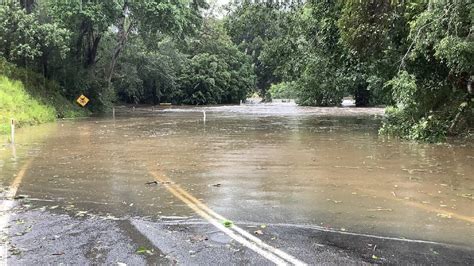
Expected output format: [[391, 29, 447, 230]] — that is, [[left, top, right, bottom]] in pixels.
[[1, 104, 473, 248]]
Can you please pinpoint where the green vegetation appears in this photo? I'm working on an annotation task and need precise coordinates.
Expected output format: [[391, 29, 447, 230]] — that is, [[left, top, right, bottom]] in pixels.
[[0, 59, 86, 134], [0, 1, 472, 141], [177, 20, 255, 105], [268, 82, 297, 100], [224, 1, 473, 141], [0, 75, 55, 134]]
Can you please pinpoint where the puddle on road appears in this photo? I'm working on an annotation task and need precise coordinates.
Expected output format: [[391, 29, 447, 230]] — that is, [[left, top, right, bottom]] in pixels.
[[1, 104, 472, 247]]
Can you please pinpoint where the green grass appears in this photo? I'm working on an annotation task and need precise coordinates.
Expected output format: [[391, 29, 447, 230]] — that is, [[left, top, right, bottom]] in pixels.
[[0, 59, 88, 135], [0, 75, 56, 134]]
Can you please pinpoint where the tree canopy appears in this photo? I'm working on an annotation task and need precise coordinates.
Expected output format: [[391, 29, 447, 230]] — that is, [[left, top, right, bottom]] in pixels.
[[0, 0, 472, 141]]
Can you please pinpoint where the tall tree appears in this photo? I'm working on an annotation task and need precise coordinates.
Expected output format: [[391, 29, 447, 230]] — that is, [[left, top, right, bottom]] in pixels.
[[224, 2, 284, 98]]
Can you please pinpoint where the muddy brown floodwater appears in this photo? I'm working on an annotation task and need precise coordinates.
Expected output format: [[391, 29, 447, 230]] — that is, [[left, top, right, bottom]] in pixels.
[[1, 103, 473, 248]]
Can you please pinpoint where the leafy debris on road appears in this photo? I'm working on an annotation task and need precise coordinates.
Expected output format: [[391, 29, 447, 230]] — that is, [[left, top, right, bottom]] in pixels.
[[367, 207, 393, 212], [222, 220, 233, 227], [52, 252, 65, 256], [437, 213, 452, 219], [458, 193, 473, 200], [75, 211, 88, 217], [430, 248, 439, 255], [146, 180, 173, 185], [326, 198, 342, 204], [136, 246, 153, 255], [8, 245, 21, 256], [190, 234, 208, 242]]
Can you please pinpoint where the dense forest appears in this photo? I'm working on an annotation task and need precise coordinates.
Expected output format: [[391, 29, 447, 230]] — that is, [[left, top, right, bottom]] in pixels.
[[0, 0, 472, 141]]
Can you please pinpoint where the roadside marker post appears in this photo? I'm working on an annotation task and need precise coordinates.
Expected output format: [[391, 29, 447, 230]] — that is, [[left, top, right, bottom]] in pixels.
[[203, 110, 206, 123], [112, 107, 116, 119], [10, 118, 15, 144]]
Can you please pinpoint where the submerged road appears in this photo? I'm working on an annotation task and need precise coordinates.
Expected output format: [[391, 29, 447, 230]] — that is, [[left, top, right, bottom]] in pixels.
[[1, 104, 473, 264]]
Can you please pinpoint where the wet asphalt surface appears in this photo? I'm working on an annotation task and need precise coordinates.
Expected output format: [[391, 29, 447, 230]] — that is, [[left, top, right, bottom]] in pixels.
[[5, 207, 473, 265], [1, 104, 473, 265]]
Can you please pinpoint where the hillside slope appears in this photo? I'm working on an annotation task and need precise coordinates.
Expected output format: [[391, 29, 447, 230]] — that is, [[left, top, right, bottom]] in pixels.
[[0, 60, 87, 135]]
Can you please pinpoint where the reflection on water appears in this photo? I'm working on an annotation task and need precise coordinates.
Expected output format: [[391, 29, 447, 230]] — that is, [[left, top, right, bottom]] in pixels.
[[0, 123, 58, 187], [1, 104, 473, 247]]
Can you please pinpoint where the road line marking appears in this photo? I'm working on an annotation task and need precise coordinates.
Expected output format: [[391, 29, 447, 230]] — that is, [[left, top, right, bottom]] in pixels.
[[170, 184, 306, 265], [268, 223, 473, 247], [6, 161, 32, 198], [146, 221, 472, 249], [151, 173, 288, 265], [402, 200, 473, 224], [0, 159, 33, 264], [363, 188, 473, 224], [150, 171, 306, 265]]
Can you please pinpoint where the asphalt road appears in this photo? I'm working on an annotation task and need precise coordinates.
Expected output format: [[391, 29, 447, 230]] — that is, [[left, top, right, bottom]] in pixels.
[[5, 203, 473, 265], [1, 105, 473, 265]]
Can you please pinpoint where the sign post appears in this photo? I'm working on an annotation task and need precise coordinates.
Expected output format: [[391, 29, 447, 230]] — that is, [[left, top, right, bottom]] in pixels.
[[10, 118, 15, 144]]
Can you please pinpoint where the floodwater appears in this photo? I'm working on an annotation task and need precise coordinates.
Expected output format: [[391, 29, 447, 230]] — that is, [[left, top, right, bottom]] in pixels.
[[1, 103, 473, 247]]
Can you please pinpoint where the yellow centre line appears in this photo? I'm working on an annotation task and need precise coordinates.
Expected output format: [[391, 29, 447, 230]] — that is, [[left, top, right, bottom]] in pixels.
[[1, 159, 33, 263], [149, 170, 306, 265], [402, 200, 474, 224], [4, 159, 33, 199], [363, 188, 473, 224]]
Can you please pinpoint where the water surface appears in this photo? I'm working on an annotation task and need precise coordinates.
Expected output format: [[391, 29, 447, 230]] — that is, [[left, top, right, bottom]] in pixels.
[[1, 103, 472, 247]]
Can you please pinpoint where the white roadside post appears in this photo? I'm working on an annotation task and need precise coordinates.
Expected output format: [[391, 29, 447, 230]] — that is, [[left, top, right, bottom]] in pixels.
[[203, 110, 206, 123], [112, 107, 116, 119], [10, 118, 15, 144]]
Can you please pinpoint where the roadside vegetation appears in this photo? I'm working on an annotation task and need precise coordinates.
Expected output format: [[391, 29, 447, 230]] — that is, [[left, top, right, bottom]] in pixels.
[[225, 1, 473, 142], [0, 75, 55, 134], [0, 59, 87, 134], [0, 0, 472, 141]]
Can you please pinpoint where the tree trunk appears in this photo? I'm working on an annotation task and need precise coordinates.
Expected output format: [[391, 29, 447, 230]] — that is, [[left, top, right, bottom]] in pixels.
[[107, 1, 131, 90], [20, 0, 36, 13], [153, 79, 161, 105], [85, 34, 101, 67], [41, 53, 48, 78]]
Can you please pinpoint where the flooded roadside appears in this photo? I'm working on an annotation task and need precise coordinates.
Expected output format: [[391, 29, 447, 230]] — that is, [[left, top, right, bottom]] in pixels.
[[1, 103, 472, 248]]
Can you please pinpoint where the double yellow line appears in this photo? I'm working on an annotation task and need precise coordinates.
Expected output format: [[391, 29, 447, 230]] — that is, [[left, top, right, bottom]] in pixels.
[[149, 170, 306, 265]]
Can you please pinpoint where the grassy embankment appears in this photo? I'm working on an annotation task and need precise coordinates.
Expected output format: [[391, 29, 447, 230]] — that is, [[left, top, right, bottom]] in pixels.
[[0, 59, 88, 135]]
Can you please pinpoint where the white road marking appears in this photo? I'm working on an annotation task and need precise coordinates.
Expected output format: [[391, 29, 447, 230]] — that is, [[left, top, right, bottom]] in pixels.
[[150, 171, 307, 265], [0, 159, 32, 264], [155, 220, 471, 249], [171, 185, 306, 265]]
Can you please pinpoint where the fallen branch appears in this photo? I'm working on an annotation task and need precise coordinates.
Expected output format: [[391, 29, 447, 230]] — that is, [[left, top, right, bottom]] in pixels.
[[448, 101, 469, 134]]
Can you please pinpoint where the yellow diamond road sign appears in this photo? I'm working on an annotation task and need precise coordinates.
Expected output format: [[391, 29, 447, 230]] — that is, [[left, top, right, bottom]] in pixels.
[[76, 94, 90, 107]]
